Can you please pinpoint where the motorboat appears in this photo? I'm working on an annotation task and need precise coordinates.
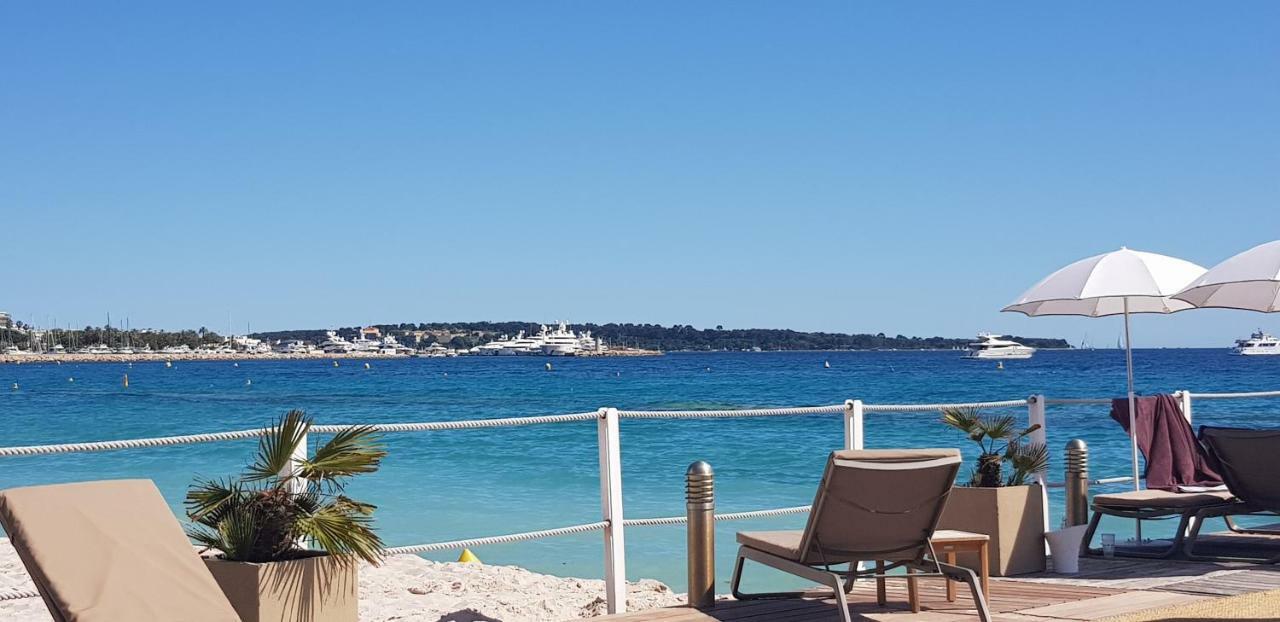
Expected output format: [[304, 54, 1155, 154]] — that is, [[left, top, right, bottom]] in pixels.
[[1232, 330, 1280, 356], [962, 333, 1035, 360]]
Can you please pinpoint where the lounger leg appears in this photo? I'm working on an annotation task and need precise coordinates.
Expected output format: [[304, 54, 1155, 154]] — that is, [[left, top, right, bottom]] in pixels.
[[875, 560, 886, 605], [906, 567, 919, 613], [730, 552, 747, 600], [1183, 508, 1210, 560], [936, 561, 992, 622], [731, 545, 853, 620], [1082, 509, 1103, 556]]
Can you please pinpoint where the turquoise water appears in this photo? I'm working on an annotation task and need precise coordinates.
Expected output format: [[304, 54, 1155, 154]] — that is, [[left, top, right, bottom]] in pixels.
[[3, 350, 1279, 591]]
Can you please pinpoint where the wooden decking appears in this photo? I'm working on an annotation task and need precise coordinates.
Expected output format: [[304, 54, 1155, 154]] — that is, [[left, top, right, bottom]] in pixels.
[[596, 554, 1280, 621]]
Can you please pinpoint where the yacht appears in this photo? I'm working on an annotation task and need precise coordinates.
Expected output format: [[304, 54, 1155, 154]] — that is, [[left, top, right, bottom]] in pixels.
[[499, 327, 548, 355], [962, 333, 1036, 360], [540, 322, 582, 356], [378, 335, 412, 355], [162, 344, 192, 354], [3, 345, 22, 355], [1232, 330, 1280, 356], [275, 340, 313, 355], [84, 344, 114, 355], [475, 335, 512, 355], [319, 331, 353, 354]]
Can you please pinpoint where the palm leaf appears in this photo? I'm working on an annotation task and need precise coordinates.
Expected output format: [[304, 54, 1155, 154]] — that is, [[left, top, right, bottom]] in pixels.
[[185, 477, 242, 523], [245, 410, 311, 483], [295, 502, 384, 565], [940, 407, 984, 442], [299, 425, 386, 484], [1006, 441, 1050, 486]]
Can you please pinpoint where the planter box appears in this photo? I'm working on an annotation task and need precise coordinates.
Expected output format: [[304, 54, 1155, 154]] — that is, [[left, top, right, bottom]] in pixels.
[[204, 552, 358, 622], [937, 484, 1045, 576]]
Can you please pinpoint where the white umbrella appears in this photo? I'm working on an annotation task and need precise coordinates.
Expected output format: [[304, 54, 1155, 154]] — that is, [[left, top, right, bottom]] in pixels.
[[1174, 240, 1280, 312], [1003, 248, 1207, 511]]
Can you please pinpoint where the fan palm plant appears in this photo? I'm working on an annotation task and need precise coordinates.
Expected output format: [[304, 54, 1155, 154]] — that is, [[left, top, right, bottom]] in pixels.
[[186, 410, 387, 564], [941, 406, 1049, 487]]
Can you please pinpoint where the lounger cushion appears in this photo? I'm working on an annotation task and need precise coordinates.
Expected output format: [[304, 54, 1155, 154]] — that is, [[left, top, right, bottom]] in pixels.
[[833, 448, 961, 463], [0, 479, 239, 622], [1092, 489, 1235, 509], [737, 530, 803, 561]]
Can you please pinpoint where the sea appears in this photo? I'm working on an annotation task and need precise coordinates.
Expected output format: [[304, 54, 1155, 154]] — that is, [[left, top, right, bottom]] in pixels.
[[3, 349, 1279, 591]]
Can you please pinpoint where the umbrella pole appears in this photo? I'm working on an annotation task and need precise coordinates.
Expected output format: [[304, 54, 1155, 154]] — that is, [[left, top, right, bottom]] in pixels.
[[1123, 298, 1143, 542]]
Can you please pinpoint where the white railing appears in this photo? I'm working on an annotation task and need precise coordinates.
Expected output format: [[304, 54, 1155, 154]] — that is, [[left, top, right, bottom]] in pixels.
[[0, 388, 1276, 613]]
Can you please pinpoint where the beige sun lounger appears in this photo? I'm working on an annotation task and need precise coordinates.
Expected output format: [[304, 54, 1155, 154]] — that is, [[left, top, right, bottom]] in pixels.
[[0, 479, 240, 622], [729, 449, 991, 622], [1082, 488, 1239, 559]]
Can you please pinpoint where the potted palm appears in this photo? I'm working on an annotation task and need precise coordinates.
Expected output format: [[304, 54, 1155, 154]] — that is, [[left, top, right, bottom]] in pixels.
[[936, 407, 1049, 576], [187, 410, 387, 622]]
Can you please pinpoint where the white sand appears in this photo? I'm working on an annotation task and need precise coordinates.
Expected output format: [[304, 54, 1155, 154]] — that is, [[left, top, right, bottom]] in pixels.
[[0, 540, 681, 621]]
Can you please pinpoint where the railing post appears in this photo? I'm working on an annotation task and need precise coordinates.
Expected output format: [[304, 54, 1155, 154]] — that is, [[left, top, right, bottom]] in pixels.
[[844, 399, 864, 451], [1065, 439, 1089, 527], [1028, 395, 1051, 540], [597, 407, 627, 614], [283, 431, 308, 495], [1178, 390, 1193, 425], [686, 461, 715, 609]]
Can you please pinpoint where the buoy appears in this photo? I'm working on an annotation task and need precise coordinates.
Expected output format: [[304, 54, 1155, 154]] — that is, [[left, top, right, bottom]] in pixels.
[[333, 361, 340, 367], [705, 367, 711, 372], [165, 360, 172, 368], [122, 374, 129, 388], [364, 363, 371, 369], [824, 361, 831, 369], [233, 362, 239, 368], [545, 362, 552, 371], [245, 379, 252, 386], [68, 377, 74, 382], [10, 383, 17, 391], [457, 549, 481, 564], [442, 372, 448, 377], [996, 361, 1004, 370]]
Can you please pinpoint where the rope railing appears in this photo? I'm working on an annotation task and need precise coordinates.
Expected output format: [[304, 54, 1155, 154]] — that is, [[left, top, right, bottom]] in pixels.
[[862, 398, 1028, 412], [311, 412, 599, 434], [623, 505, 812, 527], [1043, 397, 1114, 405], [1186, 390, 1280, 400], [383, 521, 609, 555], [617, 405, 844, 419]]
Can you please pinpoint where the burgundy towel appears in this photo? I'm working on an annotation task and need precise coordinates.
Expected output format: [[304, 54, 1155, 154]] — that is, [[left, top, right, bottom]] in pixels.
[[1110, 394, 1223, 491]]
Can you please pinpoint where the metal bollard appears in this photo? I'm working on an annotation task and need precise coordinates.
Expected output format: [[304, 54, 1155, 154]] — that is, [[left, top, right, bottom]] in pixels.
[[1065, 439, 1090, 527], [686, 461, 715, 609]]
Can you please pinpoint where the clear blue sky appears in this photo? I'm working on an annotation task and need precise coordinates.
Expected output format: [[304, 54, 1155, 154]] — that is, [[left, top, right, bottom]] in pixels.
[[2, 3, 1277, 346]]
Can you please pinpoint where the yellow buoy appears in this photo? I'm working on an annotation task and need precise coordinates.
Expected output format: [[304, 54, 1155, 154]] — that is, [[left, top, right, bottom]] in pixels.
[[457, 549, 481, 564], [122, 374, 129, 388]]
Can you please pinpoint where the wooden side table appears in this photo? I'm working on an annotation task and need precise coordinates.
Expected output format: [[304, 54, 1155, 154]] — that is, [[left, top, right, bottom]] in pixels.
[[875, 529, 990, 613]]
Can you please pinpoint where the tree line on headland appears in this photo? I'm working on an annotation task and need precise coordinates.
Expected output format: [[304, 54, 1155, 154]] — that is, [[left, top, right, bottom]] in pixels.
[[3, 320, 1070, 352], [250, 322, 1072, 352]]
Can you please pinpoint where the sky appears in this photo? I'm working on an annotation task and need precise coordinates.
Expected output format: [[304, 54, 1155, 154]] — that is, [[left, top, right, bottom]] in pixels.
[[1, 3, 1277, 346]]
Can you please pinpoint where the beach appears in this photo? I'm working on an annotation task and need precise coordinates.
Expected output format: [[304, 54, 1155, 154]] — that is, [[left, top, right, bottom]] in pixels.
[[0, 540, 681, 621]]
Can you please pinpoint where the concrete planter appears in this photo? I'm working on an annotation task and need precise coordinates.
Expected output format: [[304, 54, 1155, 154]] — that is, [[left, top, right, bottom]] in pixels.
[[938, 484, 1046, 576], [204, 552, 358, 622]]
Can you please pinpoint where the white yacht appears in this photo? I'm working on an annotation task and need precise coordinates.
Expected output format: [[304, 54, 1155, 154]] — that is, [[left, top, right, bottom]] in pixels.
[[499, 327, 548, 356], [319, 331, 353, 354], [162, 344, 192, 354], [962, 333, 1036, 360], [378, 335, 412, 355], [84, 344, 113, 355], [1232, 330, 1280, 356], [275, 340, 313, 355], [540, 322, 583, 356]]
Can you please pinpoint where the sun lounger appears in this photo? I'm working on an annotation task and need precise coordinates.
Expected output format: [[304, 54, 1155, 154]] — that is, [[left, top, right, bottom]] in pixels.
[[1190, 427, 1280, 563], [1082, 489, 1238, 559], [0, 479, 240, 622], [729, 449, 991, 622]]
